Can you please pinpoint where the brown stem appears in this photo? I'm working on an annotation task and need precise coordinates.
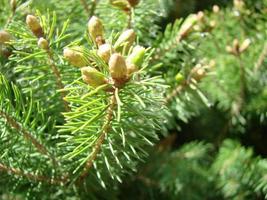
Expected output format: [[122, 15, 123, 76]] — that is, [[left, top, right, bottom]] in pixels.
[[0, 163, 67, 185], [235, 55, 246, 114], [0, 110, 55, 162], [79, 94, 116, 181], [164, 81, 187, 104], [89, 0, 97, 17], [254, 43, 267, 72], [127, 9, 132, 28], [46, 50, 70, 111], [80, 0, 90, 16]]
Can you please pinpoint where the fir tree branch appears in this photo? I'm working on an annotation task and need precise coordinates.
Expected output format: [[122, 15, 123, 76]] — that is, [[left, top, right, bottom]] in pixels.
[[79, 94, 116, 181], [127, 9, 132, 28], [254, 43, 267, 72], [0, 110, 56, 164], [0, 163, 67, 185]]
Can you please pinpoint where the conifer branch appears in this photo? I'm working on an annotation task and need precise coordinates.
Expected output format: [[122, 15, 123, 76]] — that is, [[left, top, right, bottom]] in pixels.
[[0, 163, 67, 185], [79, 94, 116, 181], [0, 110, 56, 163]]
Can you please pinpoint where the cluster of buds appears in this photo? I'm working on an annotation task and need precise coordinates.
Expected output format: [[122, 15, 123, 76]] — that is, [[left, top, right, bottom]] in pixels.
[[226, 38, 251, 56], [0, 30, 12, 58], [175, 60, 215, 85], [190, 60, 216, 82], [26, 14, 50, 51], [109, 0, 140, 11], [193, 11, 217, 33], [26, 15, 43, 38], [64, 16, 145, 89]]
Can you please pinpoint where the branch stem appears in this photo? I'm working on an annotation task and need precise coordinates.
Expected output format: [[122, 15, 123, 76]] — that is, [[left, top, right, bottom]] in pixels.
[[0, 110, 56, 163], [0, 163, 67, 185], [79, 94, 116, 181], [46, 50, 70, 111]]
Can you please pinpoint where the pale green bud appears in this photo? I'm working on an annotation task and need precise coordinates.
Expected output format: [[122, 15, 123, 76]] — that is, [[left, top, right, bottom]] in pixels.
[[114, 29, 135, 53], [88, 16, 104, 43], [63, 47, 87, 67], [127, 45, 145, 68], [38, 37, 49, 50], [81, 67, 107, 87], [97, 44, 113, 63]]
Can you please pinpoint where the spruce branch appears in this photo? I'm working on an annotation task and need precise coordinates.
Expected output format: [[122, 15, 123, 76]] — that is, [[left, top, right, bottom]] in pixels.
[[79, 94, 116, 181], [0, 110, 57, 164], [0, 163, 67, 185]]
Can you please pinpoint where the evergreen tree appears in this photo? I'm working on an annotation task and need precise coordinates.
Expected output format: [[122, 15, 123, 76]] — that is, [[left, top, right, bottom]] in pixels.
[[0, 0, 267, 199]]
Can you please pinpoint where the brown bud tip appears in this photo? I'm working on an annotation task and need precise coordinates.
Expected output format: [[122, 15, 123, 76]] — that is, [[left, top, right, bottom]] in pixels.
[[88, 16, 104, 43], [114, 29, 136, 53], [81, 67, 107, 87], [38, 37, 49, 50], [212, 5, 220, 13], [63, 47, 87, 67], [0, 30, 11, 44], [97, 44, 114, 63], [109, 53, 127, 81], [26, 15, 43, 37], [127, 0, 140, 7]]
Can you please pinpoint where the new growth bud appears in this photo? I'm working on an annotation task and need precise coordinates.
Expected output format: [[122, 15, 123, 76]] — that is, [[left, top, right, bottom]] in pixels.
[[109, 53, 127, 81], [114, 29, 135, 53], [175, 73, 185, 84], [0, 30, 11, 44], [81, 67, 107, 87], [212, 5, 220, 13], [63, 47, 87, 67], [88, 16, 104, 45], [38, 37, 49, 50], [26, 15, 43, 37], [127, 45, 145, 68], [179, 14, 198, 38], [97, 44, 113, 63], [239, 38, 251, 53]]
